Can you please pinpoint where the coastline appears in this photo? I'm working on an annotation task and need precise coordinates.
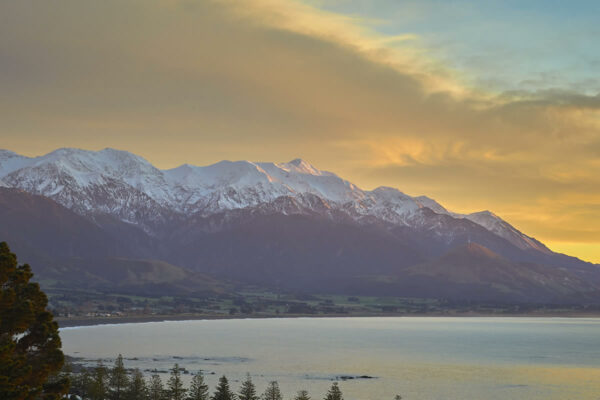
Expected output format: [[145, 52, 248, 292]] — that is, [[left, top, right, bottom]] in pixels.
[[57, 310, 600, 328]]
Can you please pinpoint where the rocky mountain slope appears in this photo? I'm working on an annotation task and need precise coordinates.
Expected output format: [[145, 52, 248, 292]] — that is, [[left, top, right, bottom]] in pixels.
[[0, 148, 598, 303], [0, 148, 549, 250]]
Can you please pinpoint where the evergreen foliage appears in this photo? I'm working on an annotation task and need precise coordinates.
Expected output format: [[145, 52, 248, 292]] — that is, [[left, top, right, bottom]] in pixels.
[[89, 361, 109, 400], [148, 374, 165, 400], [238, 373, 258, 400], [110, 354, 131, 400], [187, 371, 209, 400], [262, 381, 282, 400], [294, 390, 310, 400], [0, 242, 68, 400], [71, 368, 92, 398], [211, 375, 235, 400], [323, 383, 343, 400], [60, 356, 361, 400], [167, 364, 187, 400], [127, 369, 148, 400]]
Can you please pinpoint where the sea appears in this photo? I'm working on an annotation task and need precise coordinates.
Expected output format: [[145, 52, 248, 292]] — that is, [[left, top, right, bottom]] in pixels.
[[60, 317, 600, 400]]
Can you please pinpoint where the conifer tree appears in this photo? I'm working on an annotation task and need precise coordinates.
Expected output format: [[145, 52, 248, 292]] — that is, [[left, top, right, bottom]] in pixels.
[[167, 363, 187, 400], [211, 375, 235, 400], [71, 368, 92, 399], [294, 390, 310, 400], [149, 374, 165, 400], [0, 242, 68, 399], [110, 354, 130, 400], [127, 369, 148, 400], [47, 359, 73, 398], [89, 361, 109, 400], [323, 382, 343, 400], [238, 373, 258, 400], [187, 371, 209, 400], [262, 381, 282, 400]]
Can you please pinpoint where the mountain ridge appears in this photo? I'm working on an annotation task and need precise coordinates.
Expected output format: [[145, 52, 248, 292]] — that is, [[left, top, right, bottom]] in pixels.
[[0, 147, 550, 255], [1, 148, 598, 304]]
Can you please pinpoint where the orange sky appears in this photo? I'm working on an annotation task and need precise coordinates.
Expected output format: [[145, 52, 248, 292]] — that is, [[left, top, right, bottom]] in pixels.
[[1, 0, 599, 263]]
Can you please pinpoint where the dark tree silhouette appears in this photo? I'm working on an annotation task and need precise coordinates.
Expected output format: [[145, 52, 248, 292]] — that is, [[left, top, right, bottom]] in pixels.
[[238, 373, 258, 400], [89, 361, 109, 400], [187, 371, 209, 400], [110, 354, 130, 400], [211, 375, 235, 400], [167, 364, 187, 400], [126, 369, 148, 400], [0, 242, 68, 400], [294, 390, 310, 400], [71, 367, 92, 398], [323, 382, 343, 400], [262, 381, 282, 400], [148, 374, 165, 400]]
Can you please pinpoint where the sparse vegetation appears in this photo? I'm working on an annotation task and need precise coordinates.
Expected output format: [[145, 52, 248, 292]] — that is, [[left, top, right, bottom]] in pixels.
[[61, 355, 356, 400], [47, 286, 600, 327]]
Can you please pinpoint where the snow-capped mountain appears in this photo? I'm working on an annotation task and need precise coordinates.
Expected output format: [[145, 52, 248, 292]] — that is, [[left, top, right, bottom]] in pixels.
[[0, 148, 547, 253], [2, 147, 598, 303]]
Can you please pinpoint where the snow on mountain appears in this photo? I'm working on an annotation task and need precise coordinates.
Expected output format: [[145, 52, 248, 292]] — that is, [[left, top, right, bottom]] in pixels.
[[162, 158, 368, 213], [413, 195, 452, 215], [0, 148, 545, 252], [0, 148, 173, 227], [0, 149, 31, 176], [356, 187, 422, 225], [464, 211, 551, 253]]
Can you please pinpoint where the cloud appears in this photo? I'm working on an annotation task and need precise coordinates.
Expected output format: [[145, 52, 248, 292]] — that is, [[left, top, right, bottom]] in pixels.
[[0, 0, 598, 261]]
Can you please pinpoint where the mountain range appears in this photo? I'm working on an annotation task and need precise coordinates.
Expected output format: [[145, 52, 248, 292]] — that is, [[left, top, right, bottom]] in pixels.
[[1, 148, 598, 304]]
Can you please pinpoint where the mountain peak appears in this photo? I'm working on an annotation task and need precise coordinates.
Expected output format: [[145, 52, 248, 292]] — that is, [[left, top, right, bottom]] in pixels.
[[46, 147, 90, 156], [288, 158, 305, 165], [0, 149, 19, 158], [279, 158, 323, 176], [371, 186, 411, 200], [99, 147, 136, 157], [0, 147, 550, 256], [470, 210, 498, 218]]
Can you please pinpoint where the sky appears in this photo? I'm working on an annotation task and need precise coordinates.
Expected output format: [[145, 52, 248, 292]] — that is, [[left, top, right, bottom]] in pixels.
[[1, 0, 599, 263]]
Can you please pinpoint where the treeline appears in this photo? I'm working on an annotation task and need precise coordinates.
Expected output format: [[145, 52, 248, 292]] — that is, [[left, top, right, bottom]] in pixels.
[[67, 355, 347, 400]]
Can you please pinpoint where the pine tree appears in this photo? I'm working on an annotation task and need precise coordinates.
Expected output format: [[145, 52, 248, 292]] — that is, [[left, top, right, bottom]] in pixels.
[[167, 363, 187, 400], [127, 369, 148, 400], [211, 375, 235, 400], [262, 381, 282, 400], [238, 373, 258, 400], [187, 371, 209, 400], [149, 374, 165, 400], [71, 368, 92, 399], [110, 354, 130, 400], [323, 382, 343, 400], [89, 361, 109, 400], [0, 242, 69, 399], [294, 390, 310, 400], [48, 359, 73, 398]]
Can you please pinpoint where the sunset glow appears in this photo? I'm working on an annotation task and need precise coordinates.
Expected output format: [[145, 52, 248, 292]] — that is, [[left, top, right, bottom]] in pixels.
[[1, 0, 598, 262]]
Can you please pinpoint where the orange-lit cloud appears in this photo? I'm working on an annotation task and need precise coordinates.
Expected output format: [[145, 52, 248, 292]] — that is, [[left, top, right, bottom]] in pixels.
[[0, 0, 599, 262]]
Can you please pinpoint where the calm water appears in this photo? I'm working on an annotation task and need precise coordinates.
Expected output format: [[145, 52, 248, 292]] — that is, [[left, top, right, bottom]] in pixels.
[[60, 317, 600, 400]]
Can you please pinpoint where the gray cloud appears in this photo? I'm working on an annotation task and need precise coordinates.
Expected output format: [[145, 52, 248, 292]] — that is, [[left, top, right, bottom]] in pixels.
[[0, 0, 599, 260]]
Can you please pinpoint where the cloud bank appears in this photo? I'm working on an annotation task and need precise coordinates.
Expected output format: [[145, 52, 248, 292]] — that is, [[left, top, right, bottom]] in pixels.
[[1, 0, 599, 261]]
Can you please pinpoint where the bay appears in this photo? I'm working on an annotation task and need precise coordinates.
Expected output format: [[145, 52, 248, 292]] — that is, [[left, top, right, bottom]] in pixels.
[[60, 317, 600, 400]]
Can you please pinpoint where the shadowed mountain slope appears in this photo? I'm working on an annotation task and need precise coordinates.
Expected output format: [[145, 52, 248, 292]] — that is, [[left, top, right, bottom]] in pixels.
[[1, 148, 600, 304]]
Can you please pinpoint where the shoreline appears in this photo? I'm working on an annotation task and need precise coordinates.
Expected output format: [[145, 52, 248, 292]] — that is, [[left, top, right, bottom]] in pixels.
[[57, 310, 600, 328]]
